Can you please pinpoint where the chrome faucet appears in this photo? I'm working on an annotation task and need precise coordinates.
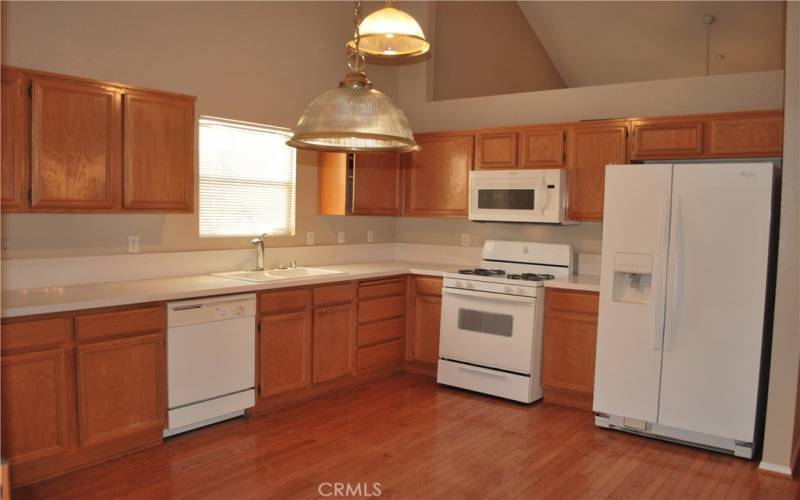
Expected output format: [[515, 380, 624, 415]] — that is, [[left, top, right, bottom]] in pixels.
[[250, 234, 267, 271]]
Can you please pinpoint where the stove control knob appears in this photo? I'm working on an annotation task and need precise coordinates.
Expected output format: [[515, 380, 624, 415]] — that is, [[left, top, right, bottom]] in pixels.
[[466, 282, 474, 289], [516, 287, 525, 295], [454, 281, 463, 288], [504, 286, 512, 294]]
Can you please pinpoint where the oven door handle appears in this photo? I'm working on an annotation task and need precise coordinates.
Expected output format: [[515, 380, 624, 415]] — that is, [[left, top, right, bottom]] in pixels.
[[442, 287, 536, 304]]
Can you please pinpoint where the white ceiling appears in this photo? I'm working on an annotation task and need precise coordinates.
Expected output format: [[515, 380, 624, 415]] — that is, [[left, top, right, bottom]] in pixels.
[[517, 1, 785, 88]]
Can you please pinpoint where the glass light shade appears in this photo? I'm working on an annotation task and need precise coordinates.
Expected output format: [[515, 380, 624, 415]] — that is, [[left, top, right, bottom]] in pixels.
[[287, 72, 419, 153], [346, 7, 430, 57]]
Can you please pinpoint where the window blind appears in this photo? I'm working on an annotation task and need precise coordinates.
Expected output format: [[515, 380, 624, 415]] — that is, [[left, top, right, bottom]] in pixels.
[[199, 116, 296, 237]]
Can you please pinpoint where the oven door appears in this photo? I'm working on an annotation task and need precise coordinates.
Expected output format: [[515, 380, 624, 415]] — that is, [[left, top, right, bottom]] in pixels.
[[439, 287, 536, 374], [469, 171, 555, 223]]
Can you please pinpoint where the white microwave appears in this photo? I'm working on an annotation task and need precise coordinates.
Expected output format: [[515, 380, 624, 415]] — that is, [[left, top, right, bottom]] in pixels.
[[468, 169, 574, 224]]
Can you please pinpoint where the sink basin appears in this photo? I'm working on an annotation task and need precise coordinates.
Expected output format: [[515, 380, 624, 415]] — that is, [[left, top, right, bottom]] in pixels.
[[212, 267, 344, 283]]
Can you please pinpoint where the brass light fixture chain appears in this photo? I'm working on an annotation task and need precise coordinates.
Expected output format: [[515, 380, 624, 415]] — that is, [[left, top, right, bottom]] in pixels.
[[347, 0, 366, 73]]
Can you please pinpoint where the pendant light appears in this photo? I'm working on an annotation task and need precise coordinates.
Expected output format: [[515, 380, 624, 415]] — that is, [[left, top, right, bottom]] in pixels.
[[346, 1, 430, 58], [287, 1, 420, 153]]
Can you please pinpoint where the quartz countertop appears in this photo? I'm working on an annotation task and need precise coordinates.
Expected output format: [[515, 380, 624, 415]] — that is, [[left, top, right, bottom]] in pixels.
[[1, 261, 458, 318], [544, 274, 601, 293]]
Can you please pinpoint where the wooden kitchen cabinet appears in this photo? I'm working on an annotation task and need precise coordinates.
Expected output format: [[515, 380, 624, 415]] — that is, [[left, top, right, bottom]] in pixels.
[[707, 111, 783, 157], [30, 77, 122, 211], [403, 132, 473, 217], [566, 121, 628, 221], [258, 288, 312, 397], [406, 276, 443, 374], [123, 91, 194, 211], [318, 152, 402, 216], [356, 277, 406, 372], [475, 130, 517, 169], [1, 68, 29, 211], [630, 118, 705, 160], [542, 288, 599, 410], [519, 126, 566, 168], [312, 302, 356, 383]]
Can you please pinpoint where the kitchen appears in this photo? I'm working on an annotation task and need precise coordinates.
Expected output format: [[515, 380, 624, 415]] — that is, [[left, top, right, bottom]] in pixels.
[[1, 1, 799, 499]]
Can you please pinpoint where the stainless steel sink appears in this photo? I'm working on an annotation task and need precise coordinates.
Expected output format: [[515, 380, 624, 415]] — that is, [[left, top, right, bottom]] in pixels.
[[212, 267, 344, 282]]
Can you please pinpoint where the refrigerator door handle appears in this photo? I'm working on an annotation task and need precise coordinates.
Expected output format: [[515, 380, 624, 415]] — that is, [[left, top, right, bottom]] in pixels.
[[665, 195, 681, 352], [653, 194, 670, 350]]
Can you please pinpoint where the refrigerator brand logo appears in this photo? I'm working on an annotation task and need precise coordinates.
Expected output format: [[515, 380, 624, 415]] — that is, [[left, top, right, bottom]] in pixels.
[[318, 482, 382, 497], [739, 171, 756, 179]]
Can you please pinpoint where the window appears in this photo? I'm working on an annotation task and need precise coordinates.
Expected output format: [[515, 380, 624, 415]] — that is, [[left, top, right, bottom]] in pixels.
[[199, 116, 296, 237]]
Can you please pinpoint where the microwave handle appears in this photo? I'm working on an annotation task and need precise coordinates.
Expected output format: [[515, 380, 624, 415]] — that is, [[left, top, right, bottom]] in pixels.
[[537, 177, 549, 212]]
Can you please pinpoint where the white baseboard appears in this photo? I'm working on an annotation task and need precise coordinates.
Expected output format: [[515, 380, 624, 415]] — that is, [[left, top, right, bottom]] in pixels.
[[758, 461, 793, 476]]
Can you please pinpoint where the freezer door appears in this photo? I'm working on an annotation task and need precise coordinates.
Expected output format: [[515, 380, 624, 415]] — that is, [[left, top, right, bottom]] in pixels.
[[658, 163, 774, 442], [594, 164, 672, 422]]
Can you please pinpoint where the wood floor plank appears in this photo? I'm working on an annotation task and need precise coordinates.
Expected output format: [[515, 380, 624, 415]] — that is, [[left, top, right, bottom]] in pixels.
[[12, 374, 800, 500]]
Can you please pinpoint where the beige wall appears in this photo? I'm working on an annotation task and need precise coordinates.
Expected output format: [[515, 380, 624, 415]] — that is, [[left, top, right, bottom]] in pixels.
[[762, 1, 800, 471], [432, 1, 564, 101], [0, 1, 397, 259]]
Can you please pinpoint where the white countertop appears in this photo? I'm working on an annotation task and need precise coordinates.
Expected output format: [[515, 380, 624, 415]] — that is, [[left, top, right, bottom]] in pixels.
[[1, 261, 459, 318], [544, 274, 601, 293]]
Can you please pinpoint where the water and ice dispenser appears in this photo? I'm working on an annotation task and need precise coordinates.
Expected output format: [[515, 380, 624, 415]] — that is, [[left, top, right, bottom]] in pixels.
[[612, 253, 653, 304]]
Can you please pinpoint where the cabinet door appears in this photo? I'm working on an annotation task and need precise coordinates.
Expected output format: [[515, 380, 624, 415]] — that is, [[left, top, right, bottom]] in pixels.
[[259, 310, 311, 397], [707, 112, 783, 157], [519, 127, 565, 168], [475, 131, 517, 169], [412, 295, 442, 363], [1, 349, 74, 465], [404, 133, 473, 217], [1, 69, 29, 211], [543, 312, 598, 394], [123, 91, 194, 211], [630, 119, 704, 160], [76, 334, 165, 446], [312, 303, 355, 383], [352, 152, 401, 215], [30, 78, 122, 210], [566, 122, 627, 221]]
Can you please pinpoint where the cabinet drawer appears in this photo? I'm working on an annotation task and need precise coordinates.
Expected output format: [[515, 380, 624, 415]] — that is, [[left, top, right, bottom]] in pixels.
[[358, 295, 405, 324], [1, 318, 72, 355], [413, 276, 442, 297], [76, 306, 164, 344], [358, 278, 406, 300], [313, 283, 354, 306], [357, 317, 405, 347], [260, 288, 310, 315], [357, 339, 403, 371], [545, 289, 599, 316]]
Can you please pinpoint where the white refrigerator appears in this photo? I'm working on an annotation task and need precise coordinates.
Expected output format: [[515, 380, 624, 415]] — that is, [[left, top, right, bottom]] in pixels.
[[593, 162, 778, 459]]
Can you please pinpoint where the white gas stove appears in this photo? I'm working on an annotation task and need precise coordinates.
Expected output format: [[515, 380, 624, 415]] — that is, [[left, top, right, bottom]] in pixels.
[[437, 240, 573, 403]]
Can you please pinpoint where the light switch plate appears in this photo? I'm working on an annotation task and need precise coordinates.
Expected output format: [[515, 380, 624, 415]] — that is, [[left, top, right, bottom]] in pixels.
[[461, 234, 470, 247], [306, 232, 315, 245], [367, 230, 374, 243], [337, 231, 345, 244], [128, 235, 140, 253]]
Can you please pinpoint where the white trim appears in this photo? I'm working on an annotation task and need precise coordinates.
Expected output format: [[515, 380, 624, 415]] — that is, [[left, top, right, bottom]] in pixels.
[[758, 461, 793, 476]]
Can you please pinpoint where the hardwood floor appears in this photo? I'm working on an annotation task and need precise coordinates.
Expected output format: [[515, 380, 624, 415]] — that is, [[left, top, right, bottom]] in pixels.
[[13, 374, 800, 499]]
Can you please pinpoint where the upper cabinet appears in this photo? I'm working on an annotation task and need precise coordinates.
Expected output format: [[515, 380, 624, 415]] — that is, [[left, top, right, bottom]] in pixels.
[[403, 132, 473, 217], [474, 130, 517, 169], [630, 118, 705, 160], [1, 66, 197, 214], [707, 111, 783, 157], [566, 120, 628, 221], [318, 152, 401, 216], [519, 126, 566, 168], [123, 91, 194, 211]]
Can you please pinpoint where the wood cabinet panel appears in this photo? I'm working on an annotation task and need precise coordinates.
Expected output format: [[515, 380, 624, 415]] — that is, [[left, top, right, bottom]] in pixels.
[[75, 306, 164, 344], [317, 152, 348, 216], [403, 133, 473, 217], [123, 91, 194, 211], [357, 340, 403, 371], [519, 127, 566, 168], [546, 290, 599, 316], [30, 78, 121, 210], [1, 69, 29, 211], [630, 119, 704, 159], [475, 131, 517, 169], [352, 153, 402, 215], [1, 318, 71, 355], [312, 303, 355, 383], [259, 288, 311, 315], [358, 295, 405, 325], [259, 310, 311, 397], [358, 278, 406, 300], [313, 283, 354, 307], [1, 348, 75, 465], [357, 317, 405, 347], [708, 112, 783, 157], [76, 333, 164, 447], [413, 276, 443, 297], [411, 295, 442, 364], [566, 122, 627, 221]]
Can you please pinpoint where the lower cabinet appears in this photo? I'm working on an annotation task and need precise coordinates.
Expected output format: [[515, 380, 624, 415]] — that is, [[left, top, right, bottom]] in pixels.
[[259, 309, 312, 397], [542, 288, 599, 410], [1, 306, 166, 487], [356, 277, 406, 371], [406, 276, 443, 373], [312, 303, 356, 383]]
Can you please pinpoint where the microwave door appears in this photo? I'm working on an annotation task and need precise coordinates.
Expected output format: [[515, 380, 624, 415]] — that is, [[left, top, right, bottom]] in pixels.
[[471, 179, 541, 221]]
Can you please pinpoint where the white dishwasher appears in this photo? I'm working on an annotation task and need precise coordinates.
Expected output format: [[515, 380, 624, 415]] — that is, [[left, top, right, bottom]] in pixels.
[[165, 293, 256, 437]]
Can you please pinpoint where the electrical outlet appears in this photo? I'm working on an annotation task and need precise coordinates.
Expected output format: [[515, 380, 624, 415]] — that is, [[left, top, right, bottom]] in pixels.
[[337, 231, 345, 244], [128, 235, 140, 253], [306, 232, 315, 245], [460, 234, 470, 247], [367, 230, 374, 243]]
